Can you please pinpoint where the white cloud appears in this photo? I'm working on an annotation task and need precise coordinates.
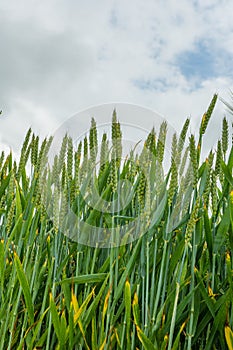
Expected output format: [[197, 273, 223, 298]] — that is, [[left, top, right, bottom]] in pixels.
[[0, 0, 233, 154]]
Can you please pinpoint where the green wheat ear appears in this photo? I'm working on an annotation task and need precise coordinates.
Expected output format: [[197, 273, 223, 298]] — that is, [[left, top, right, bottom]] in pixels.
[[211, 170, 218, 217], [185, 197, 200, 245], [168, 162, 178, 207], [22, 128, 32, 154], [84, 136, 88, 158], [215, 140, 222, 176], [197, 94, 218, 163], [80, 136, 89, 181], [51, 155, 58, 186], [100, 133, 109, 174], [222, 116, 229, 158], [61, 161, 67, 189], [110, 150, 117, 193], [177, 118, 190, 166], [203, 152, 213, 207], [111, 110, 122, 168], [157, 121, 167, 164], [7, 172, 15, 203], [74, 141, 82, 191], [137, 172, 146, 210], [171, 133, 177, 164], [207, 149, 214, 168], [6, 198, 16, 234], [200, 93, 218, 136], [89, 117, 98, 164], [189, 134, 198, 188], [179, 146, 189, 178], [31, 135, 39, 168], [67, 136, 73, 180], [58, 134, 68, 173], [179, 118, 190, 148], [16, 128, 32, 181], [0, 151, 4, 171], [145, 127, 156, 155]]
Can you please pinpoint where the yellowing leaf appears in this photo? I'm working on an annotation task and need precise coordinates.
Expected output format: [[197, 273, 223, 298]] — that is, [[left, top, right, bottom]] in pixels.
[[225, 325, 233, 350]]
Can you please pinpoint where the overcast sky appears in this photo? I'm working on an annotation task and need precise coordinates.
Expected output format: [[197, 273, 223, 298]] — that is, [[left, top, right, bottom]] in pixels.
[[1, 0, 233, 154]]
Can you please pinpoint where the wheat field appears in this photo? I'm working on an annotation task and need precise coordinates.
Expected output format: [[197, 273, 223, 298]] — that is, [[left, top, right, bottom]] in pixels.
[[0, 94, 233, 349]]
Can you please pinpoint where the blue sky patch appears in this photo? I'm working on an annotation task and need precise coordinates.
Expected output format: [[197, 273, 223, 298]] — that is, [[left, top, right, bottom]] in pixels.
[[133, 78, 170, 92], [176, 41, 216, 80]]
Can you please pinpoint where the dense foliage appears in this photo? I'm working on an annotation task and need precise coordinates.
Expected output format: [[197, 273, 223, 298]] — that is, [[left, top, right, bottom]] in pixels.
[[0, 95, 233, 349]]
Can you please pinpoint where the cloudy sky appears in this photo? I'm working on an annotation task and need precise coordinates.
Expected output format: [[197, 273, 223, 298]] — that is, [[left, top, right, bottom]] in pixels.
[[1, 0, 233, 153]]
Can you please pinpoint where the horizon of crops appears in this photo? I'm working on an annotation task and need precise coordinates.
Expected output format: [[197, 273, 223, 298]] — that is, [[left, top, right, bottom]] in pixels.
[[1, 94, 233, 349]]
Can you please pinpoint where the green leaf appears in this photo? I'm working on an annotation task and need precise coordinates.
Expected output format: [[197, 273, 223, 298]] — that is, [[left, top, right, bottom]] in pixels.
[[228, 146, 233, 171], [49, 293, 65, 346], [124, 279, 131, 350], [214, 205, 230, 253], [199, 161, 210, 196], [195, 268, 215, 317], [15, 181, 23, 219], [111, 238, 142, 311], [60, 311, 67, 343], [150, 191, 167, 229], [203, 207, 213, 266], [30, 307, 49, 346], [91, 316, 98, 350], [60, 273, 107, 285], [0, 240, 4, 291], [14, 253, 34, 324], [205, 293, 230, 350], [221, 160, 233, 187], [225, 325, 233, 350], [132, 292, 140, 326], [136, 325, 158, 350], [84, 273, 109, 327], [0, 172, 11, 199], [73, 289, 94, 326], [171, 321, 186, 350], [35, 329, 48, 348]]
